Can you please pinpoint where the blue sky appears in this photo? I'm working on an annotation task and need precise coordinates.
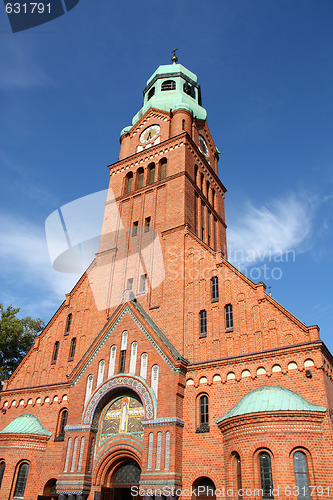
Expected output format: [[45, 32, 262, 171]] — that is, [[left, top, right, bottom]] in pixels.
[[0, 0, 332, 353]]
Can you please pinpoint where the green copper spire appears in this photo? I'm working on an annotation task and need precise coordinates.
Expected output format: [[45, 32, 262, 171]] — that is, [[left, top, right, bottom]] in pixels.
[[128, 59, 207, 131]]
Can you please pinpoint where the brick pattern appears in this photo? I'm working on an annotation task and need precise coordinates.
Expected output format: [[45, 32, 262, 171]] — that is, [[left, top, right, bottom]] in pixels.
[[0, 105, 332, 500]]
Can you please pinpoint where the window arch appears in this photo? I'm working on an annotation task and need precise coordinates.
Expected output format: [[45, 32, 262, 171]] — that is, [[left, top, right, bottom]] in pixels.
[[259, 451, 274, 499], [51, 341, 60, 363], [225, 304, 233, 330], [160, 158, 167, 180], [84, 374, 93, 406], [183, 81, 195, 98], [293, 451, 311, 500], [0, 461, 5, 489], [68, 337, 76, 360], [199, 310, 207, 338], [140, 353, 148, 380], [97, 360, 105, 386], [55, 409, 68, 441], [211, 276, 219, 301], [136, 167, 144, 189], [232, 453, 243, 500], [13, 462, 29, 500], [193, 477, 216, 498], [161, 80, 176, 91], [125, 172, 133, 194], [151, 364, 159, 396], [196, 394, 209, 433], [65, 313, 72, 334], [148, 163, 155, 185]]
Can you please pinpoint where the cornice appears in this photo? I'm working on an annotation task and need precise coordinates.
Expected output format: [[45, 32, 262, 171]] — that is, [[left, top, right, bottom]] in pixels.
[[187, 341, 324, 371]]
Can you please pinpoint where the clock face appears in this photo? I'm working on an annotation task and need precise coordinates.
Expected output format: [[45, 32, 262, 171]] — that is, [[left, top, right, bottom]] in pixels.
[[140, 125, 160, 144], [199, 135, 209, 157]]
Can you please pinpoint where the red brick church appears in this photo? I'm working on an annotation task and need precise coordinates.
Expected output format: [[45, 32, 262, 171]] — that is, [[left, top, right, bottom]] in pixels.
[[1, 57, 332, 500]]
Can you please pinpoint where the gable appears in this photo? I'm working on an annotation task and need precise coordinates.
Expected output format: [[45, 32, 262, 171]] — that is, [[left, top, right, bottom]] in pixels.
[[68, 300, 186, 387]]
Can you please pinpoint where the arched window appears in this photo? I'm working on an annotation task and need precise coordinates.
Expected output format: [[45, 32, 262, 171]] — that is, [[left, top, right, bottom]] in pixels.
[[65, 313, 72, 334], [129, 341, 138, 374], [211, 276, 219, 301], [148, 163, 155, 184], [183, 81, 195, 98], [51, 341, 60, 363], [293, 451, 311, 500], [108, 345, 117, 377], [97, 359, 105, 386], [0, 461, 5, 489], [259, 452, 274, 499], [225, 304, 233, 330], [212, 189, 215, 209], [200, 395, 209, 424], [195, 165, 198, 185], [161, 80, 176, 91], [147, 87, 155, 100], [13, 462, 29, 500], [137, 167, 144, 189], [55, 409, 68, 441], [140, 353, 148, 380], [84, 374, 93, 406], [151, 364, 159, 396], [196, 395, 209, 433], [160, 158, 167, 180], [125, 172, 133, 194], [233, 453, 243, 500], [68, 337, 76, 360], [182, 119, 185, 131], [199, 310, 207, 338]]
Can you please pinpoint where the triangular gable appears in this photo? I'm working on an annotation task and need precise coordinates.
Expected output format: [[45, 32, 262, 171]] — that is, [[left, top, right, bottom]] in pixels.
[[68, 300, 187, 386]]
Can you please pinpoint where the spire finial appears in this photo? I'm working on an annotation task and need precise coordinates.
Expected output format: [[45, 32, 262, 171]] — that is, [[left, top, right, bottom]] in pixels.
[[171, 48, 178, 64]]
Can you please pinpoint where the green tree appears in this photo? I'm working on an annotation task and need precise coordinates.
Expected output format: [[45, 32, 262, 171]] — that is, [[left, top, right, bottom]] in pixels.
[[0, 304, 44, 385]]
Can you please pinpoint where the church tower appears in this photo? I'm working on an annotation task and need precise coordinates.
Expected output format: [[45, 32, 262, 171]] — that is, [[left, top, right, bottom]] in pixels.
[[94, 56, 227, 356], [0, 58, 332, 500]]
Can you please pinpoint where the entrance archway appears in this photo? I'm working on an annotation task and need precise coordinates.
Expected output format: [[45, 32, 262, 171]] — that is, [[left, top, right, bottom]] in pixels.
[[101, 460, 141, 500], [192, 477, 216, 500]]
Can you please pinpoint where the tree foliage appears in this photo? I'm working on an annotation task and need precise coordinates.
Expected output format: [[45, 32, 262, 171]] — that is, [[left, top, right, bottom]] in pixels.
[[0, 304, 44, 385]]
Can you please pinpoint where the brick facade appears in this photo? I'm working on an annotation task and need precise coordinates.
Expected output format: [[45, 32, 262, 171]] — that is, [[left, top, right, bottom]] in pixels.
[[0, 62, 332, 500]]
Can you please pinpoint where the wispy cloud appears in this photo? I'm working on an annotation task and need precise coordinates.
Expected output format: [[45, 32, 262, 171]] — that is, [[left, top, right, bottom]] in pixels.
[[227, 193, 314, 266], [0, 214, 80, 321], [0, 39, 51, 89]]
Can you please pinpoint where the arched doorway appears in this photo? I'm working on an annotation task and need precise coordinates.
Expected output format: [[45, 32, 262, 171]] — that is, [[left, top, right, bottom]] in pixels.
[[37, 478, 58, 500], [192, 477, 216, 500], [102, 460, 141, 500]]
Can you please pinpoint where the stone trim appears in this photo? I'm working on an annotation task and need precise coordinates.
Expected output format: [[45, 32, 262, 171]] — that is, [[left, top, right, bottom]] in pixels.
[[142, 417, 184, 427], [83, 375, 156, 424]]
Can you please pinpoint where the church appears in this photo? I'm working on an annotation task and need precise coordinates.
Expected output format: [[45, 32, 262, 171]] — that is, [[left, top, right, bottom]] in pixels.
[[0, 56, 332, 500]]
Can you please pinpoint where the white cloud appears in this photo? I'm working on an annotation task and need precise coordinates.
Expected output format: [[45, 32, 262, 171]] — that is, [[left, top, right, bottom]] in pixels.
[[227, 193, 314, 266], [0, 39, 51, 89], [0, 214, 80, 321]]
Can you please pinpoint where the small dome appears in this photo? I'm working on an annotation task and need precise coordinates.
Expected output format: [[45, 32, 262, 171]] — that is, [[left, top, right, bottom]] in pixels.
[[217, 386, 326, 423], [0, 414, 52, 436]]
